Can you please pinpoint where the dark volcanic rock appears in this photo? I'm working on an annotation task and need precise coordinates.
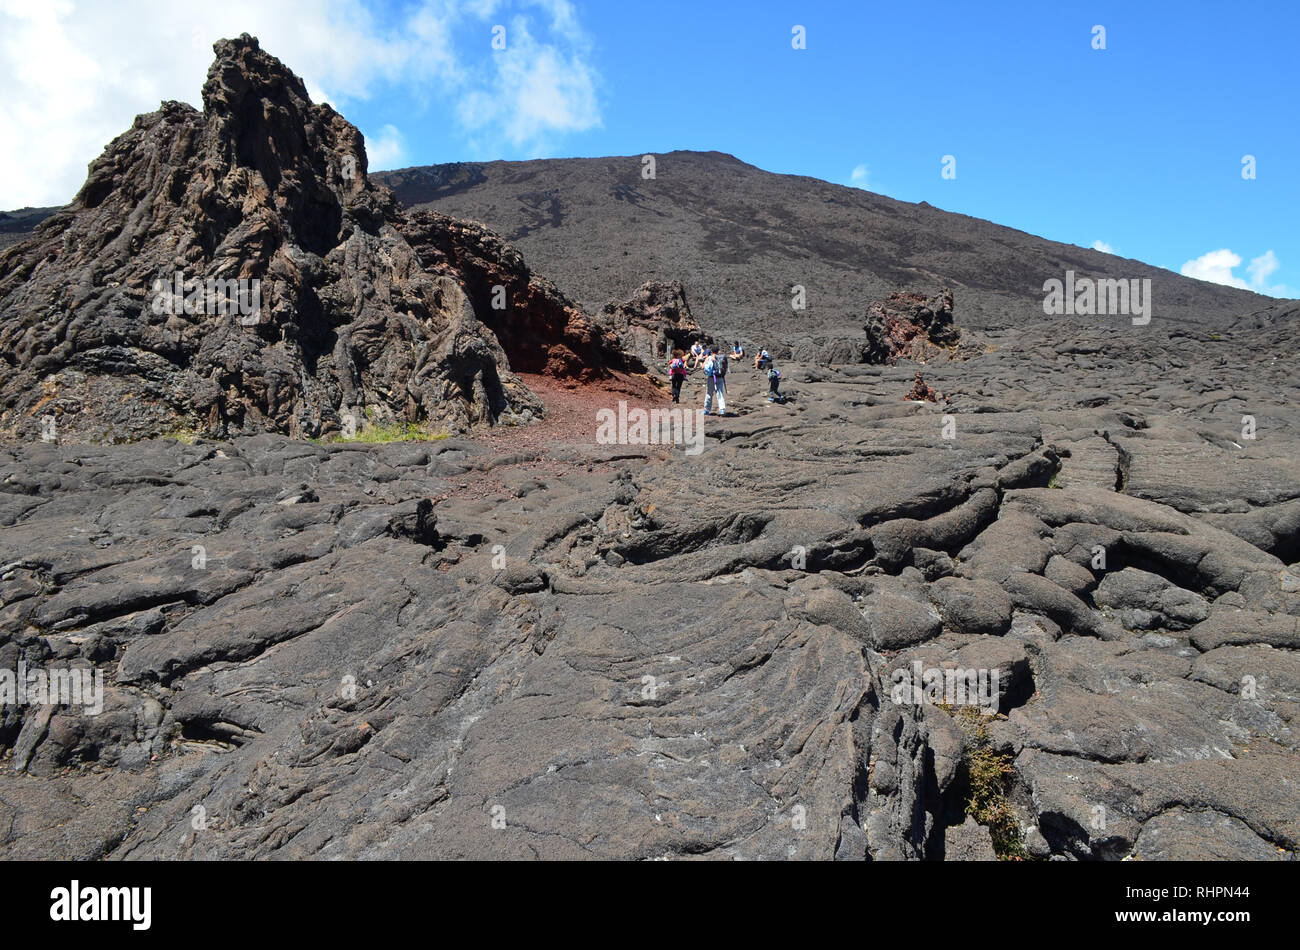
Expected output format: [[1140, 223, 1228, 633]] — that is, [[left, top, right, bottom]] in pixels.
[[904, 371, 944, 403], [402, 209, 633, 382], [598, 279, 712, 370], [0, 35, 631, 444], [0, 207, 59, 250], [863, 289, 961, 365], [1, 321, 1298, 860]]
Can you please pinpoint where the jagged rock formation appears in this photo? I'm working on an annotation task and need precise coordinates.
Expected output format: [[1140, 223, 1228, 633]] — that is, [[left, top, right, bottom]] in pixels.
[[597, 280, 712, 370], [0, 35, 631, 444], [771, 291, 980, 369], [863, 289, 963, 365], [904, 371, 944, 403], [403, 209, 632, 382]]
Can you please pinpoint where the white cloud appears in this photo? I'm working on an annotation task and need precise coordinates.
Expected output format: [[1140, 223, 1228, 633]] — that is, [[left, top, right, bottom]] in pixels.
[[0, 0, 602, 207], [1180, 248, 1294, 296], [1246, 249, 1281, 291], [1091, 240, 1116, 254], [1181, 249, 1249, 288], [365, 124, 408, 171], [457, 13, 600, 151], [849, 164, 870, 189]]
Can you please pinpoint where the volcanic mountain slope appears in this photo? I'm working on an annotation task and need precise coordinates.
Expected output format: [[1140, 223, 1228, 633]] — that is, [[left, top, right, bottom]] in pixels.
[[0, 36, 642, 445], [375, 154, 1281, 345]]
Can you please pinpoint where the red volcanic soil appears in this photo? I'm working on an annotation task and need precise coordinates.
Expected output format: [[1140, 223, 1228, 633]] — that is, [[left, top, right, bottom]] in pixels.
[[432, 363, 772, 503], [480, 370, 668, 454], [487, 364, 768, 453], [430, 370, 674, 502]]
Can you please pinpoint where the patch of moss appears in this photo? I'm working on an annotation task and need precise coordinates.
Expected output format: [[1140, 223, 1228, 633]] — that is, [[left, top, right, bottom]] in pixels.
[[316, 421, 450, 445], [159, 425, 200, 444]]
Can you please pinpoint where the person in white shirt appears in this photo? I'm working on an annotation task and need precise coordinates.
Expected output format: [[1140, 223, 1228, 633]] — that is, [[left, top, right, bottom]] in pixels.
[[713, 348, 729, 415], [702, 349, 719, 414]]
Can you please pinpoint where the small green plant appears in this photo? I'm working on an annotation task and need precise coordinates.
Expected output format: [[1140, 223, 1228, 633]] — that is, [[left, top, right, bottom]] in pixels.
[[1047, 472, 1062, 489], [316, 421, 450, 445], [159, 425, 200, 444], [951, 705, 1030, 860]]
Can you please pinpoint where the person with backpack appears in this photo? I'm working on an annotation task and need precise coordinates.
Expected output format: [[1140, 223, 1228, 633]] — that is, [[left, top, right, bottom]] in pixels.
[[767, 363, 783, 402], [668, 350, 687, 403], [754, 348, 771, 371], [713, 347, 729, 415], [702, 348, 718, 415]]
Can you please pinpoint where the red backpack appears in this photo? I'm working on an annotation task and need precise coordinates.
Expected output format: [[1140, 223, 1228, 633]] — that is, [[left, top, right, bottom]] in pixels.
[[669, 357, 686, 377]]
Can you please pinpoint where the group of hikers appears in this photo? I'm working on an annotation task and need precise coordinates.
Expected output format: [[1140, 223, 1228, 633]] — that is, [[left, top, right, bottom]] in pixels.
[[667, 340, 783, 414]]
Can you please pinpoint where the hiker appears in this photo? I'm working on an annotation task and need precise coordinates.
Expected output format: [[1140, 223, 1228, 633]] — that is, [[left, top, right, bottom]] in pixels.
[[689, 340, 705, 369], [669, 350, 687, 403], [713, 347, 729, 415], [754, 348, 771, 371], [731, 341, 745, 360], [766, 363, 783, 402], [702, 347, 718, 415]]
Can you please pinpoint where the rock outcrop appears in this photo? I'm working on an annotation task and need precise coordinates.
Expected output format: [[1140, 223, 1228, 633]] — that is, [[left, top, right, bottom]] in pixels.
[[0, 35, 631, 444], [404, 209, 633, 382], [904, 371, 944, 403], [597, 280, 712, 371], [863, 289, 962, 365]]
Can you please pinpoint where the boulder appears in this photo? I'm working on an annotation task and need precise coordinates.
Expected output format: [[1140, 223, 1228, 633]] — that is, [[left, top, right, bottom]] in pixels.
[[597, 280, 711, 371], [862, 288, 961, 365]]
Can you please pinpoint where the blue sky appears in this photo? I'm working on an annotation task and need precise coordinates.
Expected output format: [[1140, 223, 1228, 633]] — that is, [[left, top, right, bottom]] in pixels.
[[1, 0, 1295, 295]]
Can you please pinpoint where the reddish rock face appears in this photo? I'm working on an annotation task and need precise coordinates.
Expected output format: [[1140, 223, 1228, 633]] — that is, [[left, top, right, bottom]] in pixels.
[[863, 289, 962, 365], [904, 371, 942, 403], [0, 34, 636, 443], [401, 209, 631, 384]]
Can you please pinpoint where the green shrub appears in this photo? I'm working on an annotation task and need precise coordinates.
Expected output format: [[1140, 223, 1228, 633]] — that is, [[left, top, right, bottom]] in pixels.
[[951, 706, 1030, 860]]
